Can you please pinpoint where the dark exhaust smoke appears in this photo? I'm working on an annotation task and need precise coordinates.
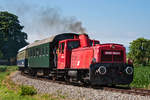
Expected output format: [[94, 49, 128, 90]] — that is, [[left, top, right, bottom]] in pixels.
[[38, 8, 86, 33], [0, 1, 86, 42]]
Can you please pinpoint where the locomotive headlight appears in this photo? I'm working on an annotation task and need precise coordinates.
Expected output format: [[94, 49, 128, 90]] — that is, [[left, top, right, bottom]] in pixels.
[[125, 67, 133, 75], [97, 66, 107, 75]]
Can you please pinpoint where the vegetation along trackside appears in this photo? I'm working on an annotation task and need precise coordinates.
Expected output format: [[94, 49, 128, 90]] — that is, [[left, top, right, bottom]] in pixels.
[[0, 66, 67, 100]]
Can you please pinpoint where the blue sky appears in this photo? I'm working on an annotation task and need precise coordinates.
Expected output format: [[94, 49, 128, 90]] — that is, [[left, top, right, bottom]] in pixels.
[[0, 0, 150, 49]]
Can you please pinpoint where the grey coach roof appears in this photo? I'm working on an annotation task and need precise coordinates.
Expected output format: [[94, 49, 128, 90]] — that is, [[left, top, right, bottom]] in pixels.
[[27, 33, 79, 48], [27, 35, 55, 48], [18, 46, 28, 52]]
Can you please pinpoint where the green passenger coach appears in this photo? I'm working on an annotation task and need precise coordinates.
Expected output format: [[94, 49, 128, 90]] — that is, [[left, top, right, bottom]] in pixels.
[[27, 36, 55, 69], [28, 43, 50, 68]]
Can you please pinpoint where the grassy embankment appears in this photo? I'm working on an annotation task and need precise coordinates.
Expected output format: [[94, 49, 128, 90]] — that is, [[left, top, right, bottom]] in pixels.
[[130, 65, 150, 88], [0, 65, 150, 99], [0, 66, 66, 100]]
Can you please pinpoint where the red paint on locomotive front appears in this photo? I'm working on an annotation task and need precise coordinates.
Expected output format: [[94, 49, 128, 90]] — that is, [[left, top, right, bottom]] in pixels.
[[98, 44, 126, 63]]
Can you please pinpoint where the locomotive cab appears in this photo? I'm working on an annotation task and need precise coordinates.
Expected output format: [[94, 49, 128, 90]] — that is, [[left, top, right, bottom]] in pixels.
[[57, 39, 80, 69]]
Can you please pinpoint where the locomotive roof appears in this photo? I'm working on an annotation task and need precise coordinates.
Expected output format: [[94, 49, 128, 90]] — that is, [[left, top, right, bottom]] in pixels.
[[27, 33, 78, 48], [101, 43, 123, 46]]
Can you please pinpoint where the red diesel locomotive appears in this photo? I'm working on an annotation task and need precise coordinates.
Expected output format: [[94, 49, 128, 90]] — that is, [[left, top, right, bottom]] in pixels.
[[17, 33, 133, 85]]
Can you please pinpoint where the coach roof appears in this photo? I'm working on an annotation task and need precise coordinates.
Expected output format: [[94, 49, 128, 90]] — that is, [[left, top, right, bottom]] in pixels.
[[27, 33, 78, 48], [27, 35, 55, 48], [18, 46, 28, 52]]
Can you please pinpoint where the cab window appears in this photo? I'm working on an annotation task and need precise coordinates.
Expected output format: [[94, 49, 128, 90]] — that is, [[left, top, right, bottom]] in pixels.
[[59, 42, 65, 54], [67, 41, 80, 50], [90, 40, 99, 46], [94, 41, 99, 45]]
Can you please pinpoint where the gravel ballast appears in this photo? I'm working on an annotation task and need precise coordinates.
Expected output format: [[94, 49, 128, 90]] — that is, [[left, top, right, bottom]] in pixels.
[[11, 71, 150, 100]]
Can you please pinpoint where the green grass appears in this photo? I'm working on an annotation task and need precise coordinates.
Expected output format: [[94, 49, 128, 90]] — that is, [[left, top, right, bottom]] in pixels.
[[0, 65, 66, 100], [1, 65, 150, 100], [130, 65, 150, 89]]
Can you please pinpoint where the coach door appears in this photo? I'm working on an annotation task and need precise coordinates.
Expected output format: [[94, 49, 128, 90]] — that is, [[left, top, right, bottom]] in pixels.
[[57, 41, 66, 69]]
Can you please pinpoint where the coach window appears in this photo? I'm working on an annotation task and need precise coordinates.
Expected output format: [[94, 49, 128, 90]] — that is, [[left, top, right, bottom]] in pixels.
[[30, 49, 32, 57], [44, 47, 46, 55], [32, 49, 33, 57], [41, 48, 43, 55], [35, 48, 37, 56], [41, 47, 44, 55], [31, 49, 33, 57], [29, 49, 32, 57], [33, 48, 36, 57], [28, 50, 30, 57], [40, 48, 42, 55], [29, 50, 30, 57], [31, 49, 32, 56], [45, 46, 48, 54], [44, 47, 47, 54], [37, 48, 40, 56], [47, 46, 49, 54], [44, 47, 46, 54], [39, 48, 41, 55]]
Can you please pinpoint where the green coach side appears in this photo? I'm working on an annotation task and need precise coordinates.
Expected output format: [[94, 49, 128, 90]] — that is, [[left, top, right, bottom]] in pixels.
[[28, 43, 51, 68]]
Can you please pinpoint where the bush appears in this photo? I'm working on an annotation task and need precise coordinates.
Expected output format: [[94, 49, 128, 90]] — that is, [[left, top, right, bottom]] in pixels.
[[20, 85, 37, 96], [0, 66, 7, 72], [130, 66, 150, 88]]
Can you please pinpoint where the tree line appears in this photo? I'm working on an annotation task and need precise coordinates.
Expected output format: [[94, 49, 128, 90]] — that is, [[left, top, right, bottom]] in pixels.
[[0, 11, 28, 64], [128, 38, 150, 66]]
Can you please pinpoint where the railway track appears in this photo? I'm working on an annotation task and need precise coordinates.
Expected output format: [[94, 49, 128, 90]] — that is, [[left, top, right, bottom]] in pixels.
[[103, 87, 150, 96], [21, 72, 150, 96]]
